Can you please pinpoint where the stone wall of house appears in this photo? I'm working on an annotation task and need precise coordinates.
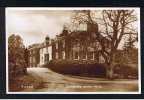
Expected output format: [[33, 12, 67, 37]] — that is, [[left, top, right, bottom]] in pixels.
[[39, 46, 52, 66], [29, 47, 40, 67], [28, 23, 110, 67], [51, 25, 107, 63]]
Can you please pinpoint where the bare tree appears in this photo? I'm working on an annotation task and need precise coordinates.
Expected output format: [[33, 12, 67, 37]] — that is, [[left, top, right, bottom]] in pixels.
[[71, 10, 138, 79], [100, 10, 138, 78]]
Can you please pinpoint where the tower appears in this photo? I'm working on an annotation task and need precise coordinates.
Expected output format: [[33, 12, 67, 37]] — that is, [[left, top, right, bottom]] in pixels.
[[87, 22, 98, 33], [45, 35, 50, 45]]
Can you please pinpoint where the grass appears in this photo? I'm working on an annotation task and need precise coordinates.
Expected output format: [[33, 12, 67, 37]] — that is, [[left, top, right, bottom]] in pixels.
[[9, 73, 45, 92]]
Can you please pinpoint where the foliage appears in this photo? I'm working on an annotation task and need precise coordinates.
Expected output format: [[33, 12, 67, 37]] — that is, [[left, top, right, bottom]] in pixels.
[[113, 64, 138, 79], [8, 34, 27, 80], [44, 60, 137, 79], [122, 34, 138, 64], [44, 60, 107, 78]]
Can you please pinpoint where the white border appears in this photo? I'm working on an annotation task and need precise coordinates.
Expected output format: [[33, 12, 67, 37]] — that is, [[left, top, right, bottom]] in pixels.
[[6, 7, 141, 94]]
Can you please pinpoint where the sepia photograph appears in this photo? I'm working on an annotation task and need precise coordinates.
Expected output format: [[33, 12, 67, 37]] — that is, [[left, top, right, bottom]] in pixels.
[[6, 7, 140, 94]]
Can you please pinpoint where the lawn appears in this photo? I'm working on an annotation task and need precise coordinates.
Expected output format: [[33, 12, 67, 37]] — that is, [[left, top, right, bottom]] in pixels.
[[9, 73, 45, 92]]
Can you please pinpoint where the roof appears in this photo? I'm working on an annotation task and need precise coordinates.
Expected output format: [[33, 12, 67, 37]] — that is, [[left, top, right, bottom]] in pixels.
[[28, 42, 52, 50], [28, 43, 41, 50]]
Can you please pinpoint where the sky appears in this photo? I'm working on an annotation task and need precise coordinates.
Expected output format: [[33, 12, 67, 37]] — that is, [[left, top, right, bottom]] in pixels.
[[6, 9, 73, 46], [6, 8, 139, 48]]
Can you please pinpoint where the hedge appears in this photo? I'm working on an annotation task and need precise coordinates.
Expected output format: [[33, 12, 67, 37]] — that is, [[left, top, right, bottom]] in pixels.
[[43, 60, 138, 79]]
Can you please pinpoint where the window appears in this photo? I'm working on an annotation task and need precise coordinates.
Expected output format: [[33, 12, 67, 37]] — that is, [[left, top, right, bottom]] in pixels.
[[56, 43, 58, 49], [33, 58, 35, 63], [33, 50, 35, 54], [46, 47, 48, 53], [62, 40, 65, 48], [99, 55, 105, 63], [82, 51, 87, 60], [88, 52, 94, 60], [94, 52, 99, 61], [91, 52, 95, 60], [41, 56, 44, 63], [56, 52, 59, 59], [44, 54, 49, 63], [30, 57, 32, 63], [74, 52, 79, 60], [62, 51, 65, 59]]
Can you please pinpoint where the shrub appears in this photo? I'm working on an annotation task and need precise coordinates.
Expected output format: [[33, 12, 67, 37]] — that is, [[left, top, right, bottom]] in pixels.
[[43, 60, 138, 79], [44, 60, 107, 78], [113, 64, 138, 79]]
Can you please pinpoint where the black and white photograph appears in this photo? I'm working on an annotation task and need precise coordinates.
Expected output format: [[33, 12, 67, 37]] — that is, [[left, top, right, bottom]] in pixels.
[[6, 7, 140, 94]]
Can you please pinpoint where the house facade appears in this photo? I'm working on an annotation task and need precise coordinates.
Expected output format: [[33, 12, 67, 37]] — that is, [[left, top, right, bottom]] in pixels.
[[28, 44, 40, 67], [28, 22, 110, 67], [51, 23, 108, 63], [39, 37, 52, 66]]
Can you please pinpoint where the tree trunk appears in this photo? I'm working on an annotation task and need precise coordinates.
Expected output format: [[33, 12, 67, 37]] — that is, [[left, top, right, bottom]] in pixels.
[[106, 53, 114, 79], [106, 64, 114, 79]]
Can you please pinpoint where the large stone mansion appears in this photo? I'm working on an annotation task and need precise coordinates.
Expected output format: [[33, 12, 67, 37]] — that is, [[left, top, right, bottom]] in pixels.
[[28, 22, 110, 67]]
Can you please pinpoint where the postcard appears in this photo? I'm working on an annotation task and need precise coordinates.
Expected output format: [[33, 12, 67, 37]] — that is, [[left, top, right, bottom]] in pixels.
[[6, 7, 141, 94]]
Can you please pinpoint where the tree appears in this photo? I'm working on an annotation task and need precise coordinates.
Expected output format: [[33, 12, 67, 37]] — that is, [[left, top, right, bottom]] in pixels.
[[101, 10, 138, 78], [24, 48, 29, 69], [123, 33, 136, 52], [71, 10, 138, 79], [123, 33, 138, 64], [8, 34, 27, 79]]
